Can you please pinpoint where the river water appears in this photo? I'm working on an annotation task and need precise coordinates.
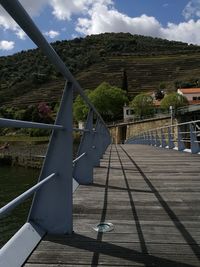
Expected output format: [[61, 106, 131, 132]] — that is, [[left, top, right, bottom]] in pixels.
[[0, 166, 39, 248], [0, 141, 80, 248]]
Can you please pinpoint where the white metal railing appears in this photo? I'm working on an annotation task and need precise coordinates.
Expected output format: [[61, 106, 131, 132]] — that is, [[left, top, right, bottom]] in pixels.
[[0, 0, 111, 266], [126, 120, 200, 154]]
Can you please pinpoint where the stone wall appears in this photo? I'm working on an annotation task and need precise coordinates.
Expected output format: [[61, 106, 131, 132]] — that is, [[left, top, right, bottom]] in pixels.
[[109, 116, 178, 144]]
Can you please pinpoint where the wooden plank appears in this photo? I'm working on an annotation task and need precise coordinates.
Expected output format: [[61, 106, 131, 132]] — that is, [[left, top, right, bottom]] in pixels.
[[25, 144, 200, 266]]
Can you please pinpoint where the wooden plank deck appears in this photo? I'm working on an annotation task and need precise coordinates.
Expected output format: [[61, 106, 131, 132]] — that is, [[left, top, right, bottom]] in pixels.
[[25, 144, 200, 267]]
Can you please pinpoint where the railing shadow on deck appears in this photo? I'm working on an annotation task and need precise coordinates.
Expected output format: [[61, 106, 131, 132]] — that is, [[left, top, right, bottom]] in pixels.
[[92, 183, 153, 193], [45, 233, 196, 267], [0, 0, 111, 266], [42, 144, 198, 267], [119, 145, 200, 262]]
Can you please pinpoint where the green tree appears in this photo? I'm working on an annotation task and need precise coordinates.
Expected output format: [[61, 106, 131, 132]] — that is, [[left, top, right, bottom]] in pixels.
[[160, 93, 189, 111], [159, 82, 166, 90], [89, 82, 128, 121], [130, 93, 154, 118], [73, 90, 90, 122], [73, 83, 128, 122], [121, 69, 128, 92]]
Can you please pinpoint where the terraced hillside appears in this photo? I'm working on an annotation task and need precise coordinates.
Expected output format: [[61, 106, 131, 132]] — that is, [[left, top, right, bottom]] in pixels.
[[2, 79, 65, 108], [77, 53, 200, 97], [1, 33, 200, 107]]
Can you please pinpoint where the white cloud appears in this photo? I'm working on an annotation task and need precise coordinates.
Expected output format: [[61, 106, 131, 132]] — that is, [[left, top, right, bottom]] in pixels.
[[19, 0, 48, 16], [0, 40, 14, 50], [45, 30, 60, 39], [0, 0, 200, 46], [76, 3, 200, 45], [0, 0, 112, 39], [50, 0, 88, 20], [50, 0, 113, 20], [0, 7, 18, 30], [183, 0, 200, 20], [71, 33, 78, 39], [76, 4, 162, 37], [0, 0, 47, 39], [16, 29, 26, 40], [161, 19, 200, 44]]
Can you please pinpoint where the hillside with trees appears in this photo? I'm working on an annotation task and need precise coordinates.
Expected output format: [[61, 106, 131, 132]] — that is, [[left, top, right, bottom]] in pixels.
[[1, 32, 200, 108]]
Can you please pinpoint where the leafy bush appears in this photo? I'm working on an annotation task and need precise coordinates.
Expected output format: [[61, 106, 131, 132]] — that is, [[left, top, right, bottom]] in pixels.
[[89, 82, 128, 121], [73, 90, 90, 122], [73, 82, 128, 122], [130, 93, 154, 118], [160, 93, 189, 111]]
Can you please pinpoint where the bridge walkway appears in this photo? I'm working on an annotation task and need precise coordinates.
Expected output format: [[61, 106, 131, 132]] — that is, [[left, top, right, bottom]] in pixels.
[[25, 144, 200, 267]]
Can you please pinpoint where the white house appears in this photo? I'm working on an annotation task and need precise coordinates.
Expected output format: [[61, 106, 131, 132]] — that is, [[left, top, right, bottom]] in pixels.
[[123, 105, 134, 122], [177, 88, 200, 104]]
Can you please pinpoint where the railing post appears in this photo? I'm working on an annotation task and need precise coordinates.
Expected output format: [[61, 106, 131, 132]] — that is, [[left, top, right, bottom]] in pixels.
[[102, 124, 111, 150], [91, 119, 103, 166], [143, 133, 145, 144], [190, 123, 200, 154], [141, 134, 145, 144], [141, 134, 144, 144], [139, 134, 142, 144], [155, 130, 161, 147], [98, 122, 109, 155], [134, 136, 137, 144], [73, 109, 94, 184], [168, 127, 175, 149], [161, 128, 167, 148], [28, 82, 73, 234], [151, 131, 156, 146], [147, 132, 151, 145], [145, 133, 148, 145], [178, 126, 185, 151]]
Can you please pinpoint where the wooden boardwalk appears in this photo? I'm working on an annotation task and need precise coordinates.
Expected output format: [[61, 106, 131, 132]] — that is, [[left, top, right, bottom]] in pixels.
[[25, 144, 200, 267]]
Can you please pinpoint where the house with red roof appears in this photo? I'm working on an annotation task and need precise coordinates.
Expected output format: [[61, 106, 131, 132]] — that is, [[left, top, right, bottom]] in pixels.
[[177, 88, 200, 104]]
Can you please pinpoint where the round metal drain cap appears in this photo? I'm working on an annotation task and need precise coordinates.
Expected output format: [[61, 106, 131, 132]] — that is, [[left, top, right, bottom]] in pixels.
[[93, 222, 114, 233]]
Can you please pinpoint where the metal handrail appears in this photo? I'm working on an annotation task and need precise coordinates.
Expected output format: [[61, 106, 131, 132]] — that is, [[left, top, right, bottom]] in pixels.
[[0, 1, 111, 265], [0, 0, 108, 131], [73, 152, 86, 165], [126, 120, 200, 154], [0, 118, 64, 130], [140, 119, 200, 134], [0, 118, 95, 133], [0, 173, 56, 218]]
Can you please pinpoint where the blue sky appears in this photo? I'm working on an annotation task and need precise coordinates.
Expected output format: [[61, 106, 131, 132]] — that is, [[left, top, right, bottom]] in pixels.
[[0, 0, 200, 56]]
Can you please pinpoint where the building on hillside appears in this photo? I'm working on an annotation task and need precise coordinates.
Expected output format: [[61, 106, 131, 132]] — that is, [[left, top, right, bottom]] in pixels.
[[123, 104, 134, 122], [177, 88, 200, 104]]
